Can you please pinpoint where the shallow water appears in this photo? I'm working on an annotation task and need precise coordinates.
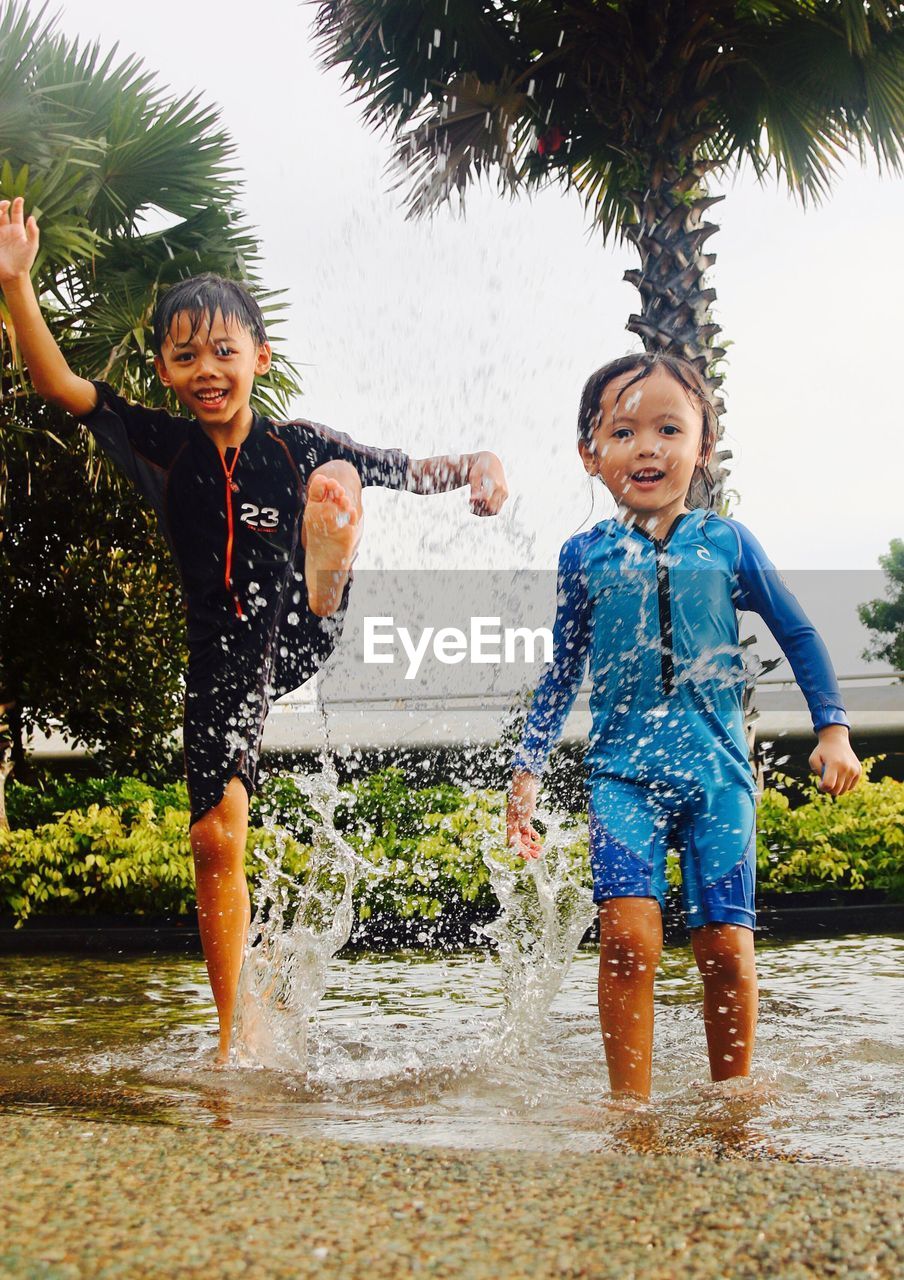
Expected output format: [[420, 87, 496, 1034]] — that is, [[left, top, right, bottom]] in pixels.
[[1, 935, 901, 1168]]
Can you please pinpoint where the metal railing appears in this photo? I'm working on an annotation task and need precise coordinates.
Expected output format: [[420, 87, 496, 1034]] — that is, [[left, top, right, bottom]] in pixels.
[[273, 670, 904, 710]]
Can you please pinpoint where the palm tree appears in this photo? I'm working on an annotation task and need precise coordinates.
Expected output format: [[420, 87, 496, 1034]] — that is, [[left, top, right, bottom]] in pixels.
[[315, 0, 904, 501], [0, 1, 298, 471], [0, 0, 302, 823]]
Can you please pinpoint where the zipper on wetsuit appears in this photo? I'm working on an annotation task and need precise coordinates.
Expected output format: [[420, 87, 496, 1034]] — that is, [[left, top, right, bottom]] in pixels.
[[221, 446, 243, 619], [653, 538, 674, 696]]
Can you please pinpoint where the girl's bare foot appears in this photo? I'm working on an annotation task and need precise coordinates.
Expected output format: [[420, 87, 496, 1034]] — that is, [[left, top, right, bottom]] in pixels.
[[603, 1092, 650, 1112], [303, 473, 361, 616]]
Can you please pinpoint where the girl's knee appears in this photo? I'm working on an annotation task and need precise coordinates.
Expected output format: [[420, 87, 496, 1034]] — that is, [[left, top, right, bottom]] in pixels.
[[693, 923, 754, 981], [599, 900, 662, 978]]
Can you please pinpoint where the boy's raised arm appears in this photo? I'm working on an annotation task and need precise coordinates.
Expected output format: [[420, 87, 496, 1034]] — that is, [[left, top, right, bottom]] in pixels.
[[406, 451, 508, 515], [0, 198, 97, 418]]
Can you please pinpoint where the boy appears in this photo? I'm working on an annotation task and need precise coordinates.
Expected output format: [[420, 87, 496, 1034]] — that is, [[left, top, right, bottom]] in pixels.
[[0, 197, 508, 1060]]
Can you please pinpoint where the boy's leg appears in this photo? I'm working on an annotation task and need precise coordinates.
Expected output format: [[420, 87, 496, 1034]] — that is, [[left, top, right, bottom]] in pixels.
[[597, 897, 663, 1100], [691, 923, 758, 1081], [190, 776, 251, 1063], [302, 461, 363, 617]]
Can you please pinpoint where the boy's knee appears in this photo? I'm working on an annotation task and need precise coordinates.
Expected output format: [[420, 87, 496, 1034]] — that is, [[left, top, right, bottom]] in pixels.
[[190, 781, 247, 871], [191, 816, 232, 870]]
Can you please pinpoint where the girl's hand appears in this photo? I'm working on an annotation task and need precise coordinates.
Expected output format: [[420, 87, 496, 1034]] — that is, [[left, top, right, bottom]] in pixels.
[[507, 770, 542, 859], [467, 451, 508, 516], [0, 197, 40, 284], [809, 725, 862, 796]]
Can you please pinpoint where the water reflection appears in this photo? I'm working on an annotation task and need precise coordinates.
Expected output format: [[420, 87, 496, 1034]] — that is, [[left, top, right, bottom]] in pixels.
[[0, 935, 901, 1167]]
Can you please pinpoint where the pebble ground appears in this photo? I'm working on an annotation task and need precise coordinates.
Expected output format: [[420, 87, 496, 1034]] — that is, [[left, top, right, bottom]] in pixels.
[[1, 1113, 902, 1278]]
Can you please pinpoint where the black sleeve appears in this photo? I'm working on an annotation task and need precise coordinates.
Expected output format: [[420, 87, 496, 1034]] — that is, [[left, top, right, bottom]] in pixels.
[[73, 381, 190, 519], [76, 380, 189, 472], [281, 419, 410, 490]]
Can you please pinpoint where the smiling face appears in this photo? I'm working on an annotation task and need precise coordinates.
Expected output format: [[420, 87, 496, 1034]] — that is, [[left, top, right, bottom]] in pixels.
[[154, 307, 271, 438], [579, 365, 708, 532]]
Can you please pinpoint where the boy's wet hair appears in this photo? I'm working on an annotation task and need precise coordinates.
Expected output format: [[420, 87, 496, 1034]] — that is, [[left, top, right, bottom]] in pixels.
[[577, 352, 719, 507], [152, 273, 267, 354]]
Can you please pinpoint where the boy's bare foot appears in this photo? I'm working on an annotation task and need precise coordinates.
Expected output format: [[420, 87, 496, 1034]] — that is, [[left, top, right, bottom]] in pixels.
[[303, 472, 361, 616]]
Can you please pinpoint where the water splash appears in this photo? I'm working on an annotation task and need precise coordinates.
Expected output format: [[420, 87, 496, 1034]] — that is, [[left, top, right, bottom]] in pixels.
[[479, 812, 595, 1058], [232, 756, 376, 1070]]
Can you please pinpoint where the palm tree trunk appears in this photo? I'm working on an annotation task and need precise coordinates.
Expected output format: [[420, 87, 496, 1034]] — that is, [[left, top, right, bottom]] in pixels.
[[0, 700, 14, 833], [0, 697, 22, 829], [0, 757, 11, 832], [622, 164, 767, 769], [622, 160, 731, 508]]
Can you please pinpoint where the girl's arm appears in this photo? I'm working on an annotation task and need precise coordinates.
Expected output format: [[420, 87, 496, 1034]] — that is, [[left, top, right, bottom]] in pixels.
[[406, 452, 508, 515], [733, 522, 861, 795], [508, 537, 591, 856], [0, 199, 97, 416]]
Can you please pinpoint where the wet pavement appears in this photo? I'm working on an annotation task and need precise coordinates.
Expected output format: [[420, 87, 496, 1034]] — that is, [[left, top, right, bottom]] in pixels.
[[1, 1111, 902, 1278]]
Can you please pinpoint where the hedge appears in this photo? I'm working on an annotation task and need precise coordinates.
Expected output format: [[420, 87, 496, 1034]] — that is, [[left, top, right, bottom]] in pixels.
[[1, 763, 901, 925]]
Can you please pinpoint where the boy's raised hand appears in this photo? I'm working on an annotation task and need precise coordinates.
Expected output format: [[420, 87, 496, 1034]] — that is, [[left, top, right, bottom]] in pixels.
[[0, 197, 95, 415], [809, 724, 862, 796], [507, 770, 543, 860], [0, 197, 40, 283], [467, 451, 508, 516]]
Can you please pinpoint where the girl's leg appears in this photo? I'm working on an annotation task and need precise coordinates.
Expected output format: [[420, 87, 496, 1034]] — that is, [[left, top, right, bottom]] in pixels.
[[190, 776, 251, 1063], [691, 923, 758, 1081], [597, 897, 663, 1100]]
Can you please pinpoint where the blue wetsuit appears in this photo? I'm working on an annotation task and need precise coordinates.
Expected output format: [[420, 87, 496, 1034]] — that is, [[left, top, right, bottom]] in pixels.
[[514, 510, 848, 929]]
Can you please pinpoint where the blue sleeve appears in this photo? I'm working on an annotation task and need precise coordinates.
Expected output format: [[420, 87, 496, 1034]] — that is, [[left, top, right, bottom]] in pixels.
[[732, 522, 849, 733], [513, 537, 591, 775]]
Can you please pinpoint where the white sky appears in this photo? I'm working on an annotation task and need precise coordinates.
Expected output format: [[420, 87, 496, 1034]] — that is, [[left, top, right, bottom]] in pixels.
[[56, 0, 904, 575]]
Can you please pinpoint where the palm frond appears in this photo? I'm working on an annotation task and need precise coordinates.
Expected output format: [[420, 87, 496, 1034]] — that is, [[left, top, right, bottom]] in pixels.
[[318, 0, 904, 224], [0, 159, 100, 277], [568, 151, 640, 242], [709, 6, 904, 198], [0, 0, 303, 500], [84, 91, 238, 236], [389, 71, 533, 216], [0, 2, 55, 162]]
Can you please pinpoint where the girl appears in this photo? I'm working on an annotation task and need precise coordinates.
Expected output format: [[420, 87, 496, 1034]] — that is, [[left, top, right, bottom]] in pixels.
[[506, 353, 861, 1100]]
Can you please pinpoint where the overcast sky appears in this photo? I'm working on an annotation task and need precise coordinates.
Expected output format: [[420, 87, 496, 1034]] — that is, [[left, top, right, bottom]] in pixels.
[[55, 0, 904, 578]]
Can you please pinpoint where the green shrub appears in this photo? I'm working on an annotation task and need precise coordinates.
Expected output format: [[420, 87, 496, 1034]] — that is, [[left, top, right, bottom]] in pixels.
[[0, 801, 194, 921], [756, 762, 904, 896], [350, 790, 502, 922], [334, 767, 496, 920], [6, 774, 189, 830], [1, 764, 901, 924]]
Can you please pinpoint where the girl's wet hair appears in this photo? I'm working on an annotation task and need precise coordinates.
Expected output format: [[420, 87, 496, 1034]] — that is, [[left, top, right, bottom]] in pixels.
[[577, 352, 719, 507], [152, 273, 267, 354]]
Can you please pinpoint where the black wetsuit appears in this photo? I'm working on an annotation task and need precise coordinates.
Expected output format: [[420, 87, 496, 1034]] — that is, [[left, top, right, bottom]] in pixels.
[[79, 382, 410, 822]]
